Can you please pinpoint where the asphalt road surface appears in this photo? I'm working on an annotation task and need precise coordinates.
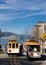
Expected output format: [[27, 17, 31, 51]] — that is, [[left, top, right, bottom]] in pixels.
[[0, 54, 46, 65]]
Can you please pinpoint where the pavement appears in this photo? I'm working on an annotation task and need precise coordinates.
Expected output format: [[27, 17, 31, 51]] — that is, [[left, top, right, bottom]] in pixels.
[[0, 54, 9, 58], [0, 54, 46, 65], [0, 58, 11, 65]]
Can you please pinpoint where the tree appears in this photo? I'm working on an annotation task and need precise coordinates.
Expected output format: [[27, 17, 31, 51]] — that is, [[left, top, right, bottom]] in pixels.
[[24, 28, 33, 39], [32, 25, 40, 42]]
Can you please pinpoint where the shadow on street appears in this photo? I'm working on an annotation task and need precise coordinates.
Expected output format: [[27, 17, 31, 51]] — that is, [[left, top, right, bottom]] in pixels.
[[41, 55, 46, 61]]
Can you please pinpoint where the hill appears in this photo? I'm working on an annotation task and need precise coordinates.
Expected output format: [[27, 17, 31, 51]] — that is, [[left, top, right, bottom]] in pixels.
[[0, 32, 28, 43]]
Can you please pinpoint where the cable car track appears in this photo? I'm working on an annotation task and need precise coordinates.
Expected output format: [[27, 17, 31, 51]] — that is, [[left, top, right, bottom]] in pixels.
[[9, 55, 22, 65], [9, 55, 43, 65]]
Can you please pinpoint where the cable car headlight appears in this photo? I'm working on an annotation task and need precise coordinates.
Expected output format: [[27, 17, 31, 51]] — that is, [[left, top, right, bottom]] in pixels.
[[9, 50, 11, 52], [33, 47, 37, 52]]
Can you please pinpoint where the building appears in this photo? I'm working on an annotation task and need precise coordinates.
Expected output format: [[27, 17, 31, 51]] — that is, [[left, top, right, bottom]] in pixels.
[[35, 21, 46, 53], [37, 21, 46, 36]]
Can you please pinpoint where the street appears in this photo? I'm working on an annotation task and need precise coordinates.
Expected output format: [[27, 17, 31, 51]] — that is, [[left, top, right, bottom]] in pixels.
[[0, 54, 46, 65]]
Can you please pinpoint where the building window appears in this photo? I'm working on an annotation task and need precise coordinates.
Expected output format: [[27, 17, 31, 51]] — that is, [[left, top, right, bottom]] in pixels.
[[44, 25, 46, 32], [45, 49, 46, 53]]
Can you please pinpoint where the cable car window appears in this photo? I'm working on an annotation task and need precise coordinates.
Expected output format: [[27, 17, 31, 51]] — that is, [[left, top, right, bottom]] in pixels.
[[28, 47, 32, 51], [9, 44, 11, 48], [16, 44, 18, 48], [0, 44, 2, 48], [12, 43, 15, 48]]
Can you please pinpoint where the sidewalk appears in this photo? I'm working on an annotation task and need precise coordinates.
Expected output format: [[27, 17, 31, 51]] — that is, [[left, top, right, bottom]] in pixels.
[[0, 54, 9, 58]]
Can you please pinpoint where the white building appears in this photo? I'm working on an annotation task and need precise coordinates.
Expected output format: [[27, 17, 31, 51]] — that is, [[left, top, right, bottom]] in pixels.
[[35, 21, 46, 53], [37, 22, 46, 36]]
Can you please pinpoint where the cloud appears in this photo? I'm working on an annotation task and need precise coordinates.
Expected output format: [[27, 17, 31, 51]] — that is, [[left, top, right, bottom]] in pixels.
[[0, 5, 10, 9], [0, 0, 6, 4], [0, 14, 15, 22], [0, 0, 46, 22]]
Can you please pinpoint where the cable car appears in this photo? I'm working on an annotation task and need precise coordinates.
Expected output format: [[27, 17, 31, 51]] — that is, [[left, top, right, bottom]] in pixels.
[[7, 40, 20, 55]]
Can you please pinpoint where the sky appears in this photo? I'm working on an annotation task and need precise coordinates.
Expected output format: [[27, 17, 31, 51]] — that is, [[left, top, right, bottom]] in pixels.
[[0, 0, 46, 34]]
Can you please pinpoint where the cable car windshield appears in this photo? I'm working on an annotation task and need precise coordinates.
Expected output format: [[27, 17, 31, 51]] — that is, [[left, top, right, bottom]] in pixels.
[[28, 45, 40, 52]]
